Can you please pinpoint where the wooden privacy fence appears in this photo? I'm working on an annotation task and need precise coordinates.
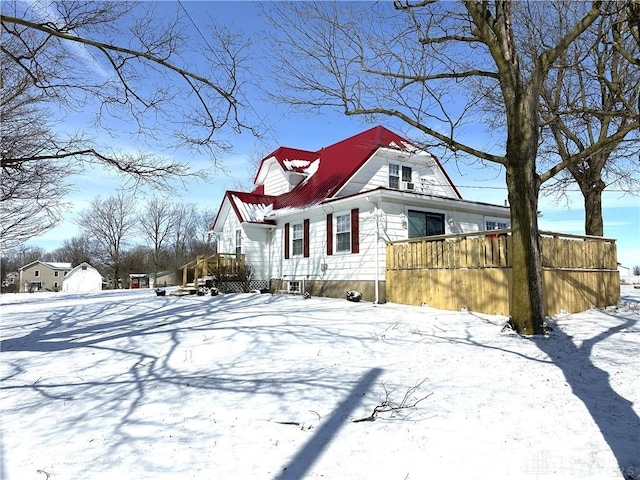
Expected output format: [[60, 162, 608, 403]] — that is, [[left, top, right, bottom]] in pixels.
[[386, 230, 620, 316]]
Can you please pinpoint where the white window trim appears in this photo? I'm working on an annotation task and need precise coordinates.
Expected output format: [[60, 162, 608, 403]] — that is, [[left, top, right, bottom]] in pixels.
[[335, 211, 351, 253], [288, 280, 300, 293], [405, 207, 447, 238], [389, 163, 400, 189], [401, 165, 413, 182], [291, 222, 304, 256], [235, 229, 242, 254], [484, 216, 510, 231]]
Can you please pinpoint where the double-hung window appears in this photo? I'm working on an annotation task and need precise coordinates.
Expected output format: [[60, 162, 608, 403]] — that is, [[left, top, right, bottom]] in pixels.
[[389, 164, 400, 189], [292, 223, 304, 256], [402, 166, 412, 183], [335, 214, 351, 252], [235, 229, 242, 254]]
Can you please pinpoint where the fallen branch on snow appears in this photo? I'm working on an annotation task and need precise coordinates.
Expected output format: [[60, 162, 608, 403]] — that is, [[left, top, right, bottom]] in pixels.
[[353, 378, 433, 423]]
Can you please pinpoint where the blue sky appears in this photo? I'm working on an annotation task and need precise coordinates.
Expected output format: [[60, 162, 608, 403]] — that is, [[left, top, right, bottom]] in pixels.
[[24, 1, 639, 268]]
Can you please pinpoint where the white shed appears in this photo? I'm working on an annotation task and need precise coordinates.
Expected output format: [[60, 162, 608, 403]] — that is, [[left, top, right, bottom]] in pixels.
[[62, 262, 102, 293]]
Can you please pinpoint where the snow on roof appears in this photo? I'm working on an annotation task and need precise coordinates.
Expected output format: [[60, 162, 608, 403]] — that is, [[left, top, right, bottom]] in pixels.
[[48, 262, 72, 269], [283, 159, 312, 172], [231, 192, 274, 223], [20, 260, 72, 271]]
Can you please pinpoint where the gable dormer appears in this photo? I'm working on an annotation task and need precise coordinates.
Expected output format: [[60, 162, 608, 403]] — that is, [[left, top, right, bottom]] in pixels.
[[383, 148, 460, 198], [254, 147, 318, 196]]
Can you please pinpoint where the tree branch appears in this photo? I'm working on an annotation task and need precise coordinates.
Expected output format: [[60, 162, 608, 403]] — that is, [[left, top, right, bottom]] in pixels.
[[1, 14, 238, 104]]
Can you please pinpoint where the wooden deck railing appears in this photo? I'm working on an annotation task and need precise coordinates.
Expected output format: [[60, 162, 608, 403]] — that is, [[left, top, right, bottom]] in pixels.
[[387, 230, 617, 271], [181, 252, 245, 288], [386, 230, 619, 315]]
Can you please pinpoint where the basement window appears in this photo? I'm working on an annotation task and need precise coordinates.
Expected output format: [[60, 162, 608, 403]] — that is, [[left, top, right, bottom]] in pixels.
[[288, 281, 300, 293]]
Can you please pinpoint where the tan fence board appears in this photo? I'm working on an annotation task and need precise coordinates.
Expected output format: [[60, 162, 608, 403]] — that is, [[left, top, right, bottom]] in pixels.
[[386, 231, 619, 316]]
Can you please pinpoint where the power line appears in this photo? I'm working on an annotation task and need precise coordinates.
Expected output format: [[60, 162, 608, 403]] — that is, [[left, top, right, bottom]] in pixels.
[[455, 185, 635, 193], [176, 0, 280, 149]]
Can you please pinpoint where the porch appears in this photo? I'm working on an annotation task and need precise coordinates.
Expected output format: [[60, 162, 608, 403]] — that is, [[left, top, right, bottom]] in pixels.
[[181, 252, 246, 289]]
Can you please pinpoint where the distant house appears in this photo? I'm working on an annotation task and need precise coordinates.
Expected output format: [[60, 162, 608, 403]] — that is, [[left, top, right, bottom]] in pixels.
[[151, 270, 178, 288], [62, 262, 102, 293], [19, 260, 72, 292], [210, 125, 511, 302], [128, 273, 150, 289], [617, 263, 630, 277]]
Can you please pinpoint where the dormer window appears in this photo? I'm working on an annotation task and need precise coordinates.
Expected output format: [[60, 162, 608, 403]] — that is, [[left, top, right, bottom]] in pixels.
[[389, 164, 414, 190], [402, 166, 412, 183], [389, 163, 399, 189]]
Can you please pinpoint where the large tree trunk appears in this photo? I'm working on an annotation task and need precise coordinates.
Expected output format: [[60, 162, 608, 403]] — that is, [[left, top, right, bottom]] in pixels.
[[568, 160, 607, 237], [506, 162, 545, 335], [504, 87, 546, 335], [582, 182, 605, 236]]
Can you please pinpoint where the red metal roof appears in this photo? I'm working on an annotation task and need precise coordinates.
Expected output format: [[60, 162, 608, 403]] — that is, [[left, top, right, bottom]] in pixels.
[[216, 125, 460, 228], [271, 125, 443, 209]]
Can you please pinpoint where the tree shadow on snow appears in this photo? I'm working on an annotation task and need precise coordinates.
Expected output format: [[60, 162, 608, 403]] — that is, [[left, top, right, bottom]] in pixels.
[[274, 367, 383, 480], [531, 306, 639, 480], [0, 292, 378, 474]]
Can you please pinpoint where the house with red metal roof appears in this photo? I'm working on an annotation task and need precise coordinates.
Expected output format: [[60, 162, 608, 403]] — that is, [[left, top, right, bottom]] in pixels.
[[211, 125, 510, 302]]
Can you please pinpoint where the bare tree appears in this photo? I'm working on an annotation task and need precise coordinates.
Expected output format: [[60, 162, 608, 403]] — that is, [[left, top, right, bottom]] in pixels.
[[0, 244, 46, 279], [170, 203, 200, 268], [121, 245, 153, 284], [0, 55, 72, 250], [76, 193, 137, 288], [49, 235, 100, 268], [1, 1, 257, 247], [514, 2, 640, 236], [264, 1, 628, 334], [138, 197, 176, 285]]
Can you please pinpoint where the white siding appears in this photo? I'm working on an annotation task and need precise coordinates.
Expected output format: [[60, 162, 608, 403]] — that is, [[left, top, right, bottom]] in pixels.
[[267, 198, 510, 284], [263, 163, 290, 196], [338, 149, 458, 199], [220, 211, 272, 281], [269, 205, 383, 284], [220, 214, 241, 254], [378, 200, 509, 241], [243, 224, 271, 280]]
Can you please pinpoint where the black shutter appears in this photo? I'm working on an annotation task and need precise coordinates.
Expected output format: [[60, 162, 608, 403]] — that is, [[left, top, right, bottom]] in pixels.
[[326, 214, 333, 256], [303, 219, 310, 258], [284, 223, 290, 259], [351, 209, 359, 254]]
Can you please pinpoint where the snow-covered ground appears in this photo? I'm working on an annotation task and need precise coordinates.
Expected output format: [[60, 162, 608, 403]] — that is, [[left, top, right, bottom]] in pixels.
[[1, 286, 638, 480]]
